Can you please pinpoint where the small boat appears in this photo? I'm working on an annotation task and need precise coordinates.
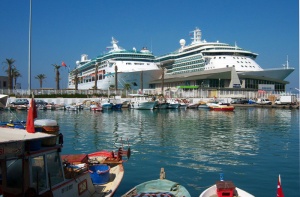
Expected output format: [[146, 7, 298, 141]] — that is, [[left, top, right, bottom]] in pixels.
[[46, 103, 56, 110], [16, 104, 28, 110], [167, 100, 181, 109], [199, 174, 254, 197], [156, 102, 169, 109], [90, 104, 102, 111], [209, 103, 235, 111], [129, 94, 158, 110], [122, 168, 191, 197], [101, 100, 113, 110], [0, 98, 130, 197], [112, 103, 123, 110]]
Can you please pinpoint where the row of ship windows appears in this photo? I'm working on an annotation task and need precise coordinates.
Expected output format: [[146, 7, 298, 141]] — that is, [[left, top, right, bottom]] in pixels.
[[174, 60, 204, 67], [176, 56, 202, 64], [213, 56, 248, 60], [171, 67, 205, 74], [126, 63, 151, 65], [172, 64, 204, 71]]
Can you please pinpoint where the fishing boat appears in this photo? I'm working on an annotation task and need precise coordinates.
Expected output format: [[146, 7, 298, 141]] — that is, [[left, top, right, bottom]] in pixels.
[[209, 103, 235, 111], [122, 168, 191, 197], [0, 98, 130, 197], [199, 175, 254, 197]]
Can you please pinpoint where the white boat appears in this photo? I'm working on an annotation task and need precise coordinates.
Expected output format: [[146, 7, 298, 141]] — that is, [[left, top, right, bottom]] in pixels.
[[200, 182, 254, 197], [129, 94, 158, 110], [167, 100, 181, 109], [200, 174, 254, 197], [68, 37, 161, 90], [0, 98, 129, 197]]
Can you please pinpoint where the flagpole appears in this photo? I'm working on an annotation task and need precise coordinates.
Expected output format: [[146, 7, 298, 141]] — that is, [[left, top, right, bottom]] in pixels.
[[28, 0, 32, 92]]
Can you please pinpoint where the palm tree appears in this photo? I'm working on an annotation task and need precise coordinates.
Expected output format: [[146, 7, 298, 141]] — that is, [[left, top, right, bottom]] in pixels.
[[52, 64, 61, 90], [2, 58, 15, 90], [124, 83, 131, 91], [124, 83, 131, 97], [70, 69, 79, 90], [35, 74, 46, 89], [11, 68, 22, 89]]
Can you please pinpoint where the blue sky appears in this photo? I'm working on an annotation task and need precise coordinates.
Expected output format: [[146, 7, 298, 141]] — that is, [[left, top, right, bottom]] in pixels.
[[0, 0, 299, 92]]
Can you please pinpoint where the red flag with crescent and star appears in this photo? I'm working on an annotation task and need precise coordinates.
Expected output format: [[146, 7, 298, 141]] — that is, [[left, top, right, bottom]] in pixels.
[[277, 174, 284, 197]]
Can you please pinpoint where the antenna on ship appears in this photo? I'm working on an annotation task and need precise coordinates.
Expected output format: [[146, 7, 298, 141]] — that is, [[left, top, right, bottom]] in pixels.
[[191, 27, 202, 44], [286, 55, 289, 69]]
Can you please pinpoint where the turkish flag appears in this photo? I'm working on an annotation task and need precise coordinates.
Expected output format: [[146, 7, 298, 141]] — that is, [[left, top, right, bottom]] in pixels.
[[26, 98, 37, 133], [277, 175, 284, 197]]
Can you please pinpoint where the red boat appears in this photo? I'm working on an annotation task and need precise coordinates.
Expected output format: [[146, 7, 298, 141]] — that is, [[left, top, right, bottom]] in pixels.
[[209, 104, 235, 111]]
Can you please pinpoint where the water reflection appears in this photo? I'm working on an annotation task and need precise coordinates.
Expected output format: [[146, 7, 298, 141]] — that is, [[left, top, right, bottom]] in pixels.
[[0, 108, 298, 196]]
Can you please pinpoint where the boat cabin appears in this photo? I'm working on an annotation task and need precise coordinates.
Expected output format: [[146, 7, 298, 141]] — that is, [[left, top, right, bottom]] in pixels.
[[0, 127, 65, 196]]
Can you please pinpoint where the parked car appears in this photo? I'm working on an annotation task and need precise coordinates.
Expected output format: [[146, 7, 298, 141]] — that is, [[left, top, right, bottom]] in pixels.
[[256, 98, 272, 105], [10, 99, 29, 105], [35, 99, 48, 106], [231, 98, 249, 104]]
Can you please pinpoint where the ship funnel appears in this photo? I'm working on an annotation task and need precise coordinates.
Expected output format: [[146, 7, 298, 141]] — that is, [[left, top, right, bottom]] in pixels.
[[81, 54, 88, 62]]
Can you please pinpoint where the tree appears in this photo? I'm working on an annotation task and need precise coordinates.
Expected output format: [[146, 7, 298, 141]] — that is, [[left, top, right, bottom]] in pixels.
[[2, 58, 15, 90], [70, 69, 79, 90], [35, 74, 46, 89], [52, 64, 61, 90], [11, 68, 22, 89], [124, 83, 131, 91]]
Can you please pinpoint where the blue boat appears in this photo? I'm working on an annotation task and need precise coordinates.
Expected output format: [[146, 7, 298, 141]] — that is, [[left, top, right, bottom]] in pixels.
[[122, 168, 191, 197]]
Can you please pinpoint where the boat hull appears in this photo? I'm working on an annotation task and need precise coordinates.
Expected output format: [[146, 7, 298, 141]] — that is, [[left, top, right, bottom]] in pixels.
[[122, 179, 191, 197], [130, 101, 157, 110], [199, 184, 254, 197]]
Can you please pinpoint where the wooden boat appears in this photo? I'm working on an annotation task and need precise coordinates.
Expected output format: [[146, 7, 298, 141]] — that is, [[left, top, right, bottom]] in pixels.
[[209, 104, 235, 111], [122, 168, 191, 197], [199, 181, 254, 197], [0, 98, 130, 197]]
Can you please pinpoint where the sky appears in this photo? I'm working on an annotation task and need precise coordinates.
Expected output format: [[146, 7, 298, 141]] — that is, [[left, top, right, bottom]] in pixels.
[[0, 0, 299, 92]]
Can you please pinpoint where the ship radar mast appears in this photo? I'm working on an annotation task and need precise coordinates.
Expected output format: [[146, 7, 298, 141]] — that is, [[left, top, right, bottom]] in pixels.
[[106, 37, 124, 52], [191, 27, 202, 44]]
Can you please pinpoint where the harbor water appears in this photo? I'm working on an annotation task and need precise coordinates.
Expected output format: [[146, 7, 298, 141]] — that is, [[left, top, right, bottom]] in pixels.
[[1, 107, 299, 196]]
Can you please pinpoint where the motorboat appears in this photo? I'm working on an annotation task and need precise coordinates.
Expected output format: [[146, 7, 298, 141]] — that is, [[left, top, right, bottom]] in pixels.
[[122, 168, 191, 197], [129, 94, 158, 110], [200, 180, 254, 197]]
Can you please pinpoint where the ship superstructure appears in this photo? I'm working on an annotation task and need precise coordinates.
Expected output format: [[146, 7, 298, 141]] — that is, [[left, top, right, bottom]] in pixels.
[[68, 37, 161, 90], [154, 27, 294, 90]]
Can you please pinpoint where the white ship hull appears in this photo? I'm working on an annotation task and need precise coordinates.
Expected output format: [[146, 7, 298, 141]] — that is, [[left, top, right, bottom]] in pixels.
[[69, 69, 161, 90]]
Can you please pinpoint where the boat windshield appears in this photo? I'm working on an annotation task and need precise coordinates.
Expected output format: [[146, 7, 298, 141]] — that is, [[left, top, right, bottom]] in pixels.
[[31, 151, 64, 193], [6, 159, 23, 190]]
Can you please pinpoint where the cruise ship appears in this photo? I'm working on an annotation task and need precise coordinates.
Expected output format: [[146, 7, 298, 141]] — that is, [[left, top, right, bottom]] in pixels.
[[68, 37, 161, 90], [153, 27, 294, 91]]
